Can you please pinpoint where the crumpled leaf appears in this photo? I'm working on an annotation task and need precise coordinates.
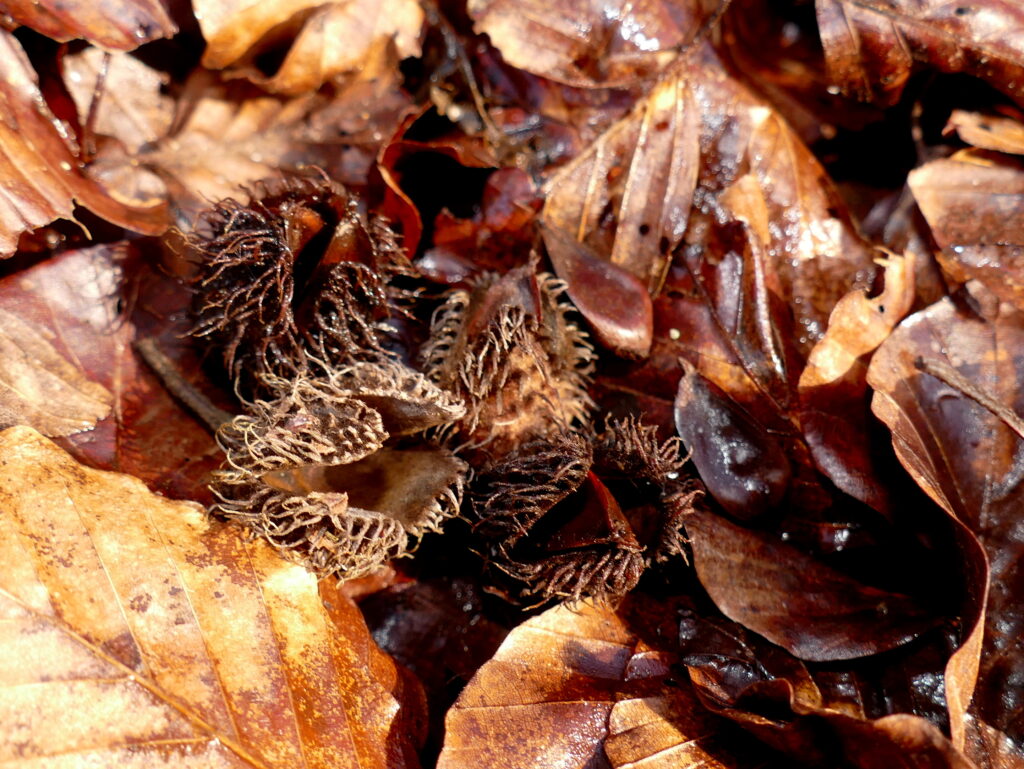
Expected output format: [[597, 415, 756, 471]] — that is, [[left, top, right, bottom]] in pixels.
[[1, 0, 176, 50], [194, 0, 424, 95], [815, 0, 1024, 107], [467, 0, 719, 89], [0, 425, 421, 768], [686, 507, 936, 661], [544, 45, 874, 316], [436, 599, 781, 769], [909, 150, 1024, 310], [0, 28, 168, 256], [868, 281, 1024, 755], [678, 610, 977, 769]]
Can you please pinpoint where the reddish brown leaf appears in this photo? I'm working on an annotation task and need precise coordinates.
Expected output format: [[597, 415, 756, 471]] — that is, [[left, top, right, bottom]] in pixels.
[[436, 600, 781, 769], [0, 426, 421, 768], [815, 0, 1024, 107], [467, 0, 719, 89], [686, 508, 936, 661], [543, 224, 654, 358], [909, 151, 1024, 310], [0, 243, 224, 501], [0, 29, 168, 256], [2, 0, 176, 50], [679, 611, 977, 768], [868, 282, 1024, 753]]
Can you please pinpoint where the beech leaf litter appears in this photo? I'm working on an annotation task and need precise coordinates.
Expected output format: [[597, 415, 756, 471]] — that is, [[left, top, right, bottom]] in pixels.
[[0, 0, 1023, 767]]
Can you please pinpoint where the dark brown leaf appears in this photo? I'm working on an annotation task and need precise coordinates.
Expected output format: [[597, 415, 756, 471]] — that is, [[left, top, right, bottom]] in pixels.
[[816, 0, 1024, 107], [468, 0, 719, 89], [686, 507, 936, 661], [868, 281, 1024, 754]]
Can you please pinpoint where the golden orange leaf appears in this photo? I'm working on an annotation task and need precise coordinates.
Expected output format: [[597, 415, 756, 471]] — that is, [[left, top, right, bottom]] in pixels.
[[0, 426, 420, 768]]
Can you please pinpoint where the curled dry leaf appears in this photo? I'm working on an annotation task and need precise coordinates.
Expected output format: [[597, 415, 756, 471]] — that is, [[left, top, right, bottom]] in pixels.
[[797, 252, 917, 512], [867, 282, 1024, 754], [686, 508, 936, 661], [0, 425, 421, 768], [467, 0, 718, 89], [1, 0, 175, 50], [815, 0, 1024, 107], [194, 0, 423, 94], [0, 29, 168, 256], [909, 151, 1024, 310], [437, 600, 779, 769], [679, 611, 976, 768], [946, 110, 1024, 156], [543, 45, 874, 327]]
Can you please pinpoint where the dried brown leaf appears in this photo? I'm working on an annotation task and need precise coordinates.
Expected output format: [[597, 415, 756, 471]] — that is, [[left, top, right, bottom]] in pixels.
[[436, 600, 780, 769], [544, 45, 873, 336], [0, 425, 421, 768], [0, 243, 224, 500], [0, 307, 111, 437], [0, 29, 168, 256], [909, 151, 1024, 310], [1, 0, 175, 50], [194, 0, 423, 94], [816, 0, 1024, 107], [468, 0, 718, 89], [798, 252, 917, 512], [868, 282, 1024, 754], [947, 110, 1024, 156]]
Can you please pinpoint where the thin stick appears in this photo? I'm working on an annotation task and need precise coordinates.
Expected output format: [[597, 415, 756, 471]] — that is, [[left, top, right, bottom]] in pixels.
[[914, 356, 1024, 442], [135, 337, 234, 432]]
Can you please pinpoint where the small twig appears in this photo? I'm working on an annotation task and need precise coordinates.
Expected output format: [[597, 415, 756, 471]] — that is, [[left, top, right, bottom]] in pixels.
[[914, 356, 1024, 442], [135, 337, 233, 432], [81, 52, 110, 164]]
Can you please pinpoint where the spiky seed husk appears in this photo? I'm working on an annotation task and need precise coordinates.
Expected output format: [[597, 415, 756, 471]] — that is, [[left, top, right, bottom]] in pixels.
[[421, 267, 595, 457], [211, 361, 467, 579], [188, 175, 415, 396], [470, 418, 701, 604]]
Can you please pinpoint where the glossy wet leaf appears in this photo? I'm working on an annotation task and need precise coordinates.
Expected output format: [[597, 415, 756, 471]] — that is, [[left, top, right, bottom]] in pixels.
[[686, 508, 936, 661], [0, 425, 421, 768], [468, 0, 718, 88], [909, 151, 1024, 310], [816, 0, 1024, 107]]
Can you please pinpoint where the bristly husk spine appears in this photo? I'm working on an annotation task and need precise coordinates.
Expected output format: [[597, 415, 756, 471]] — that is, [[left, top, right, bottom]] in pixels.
[[421, 269, 595, 456], [211, 359, 467, 579], [469, 417, 702, 604], [187, 175, 416, 397]]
